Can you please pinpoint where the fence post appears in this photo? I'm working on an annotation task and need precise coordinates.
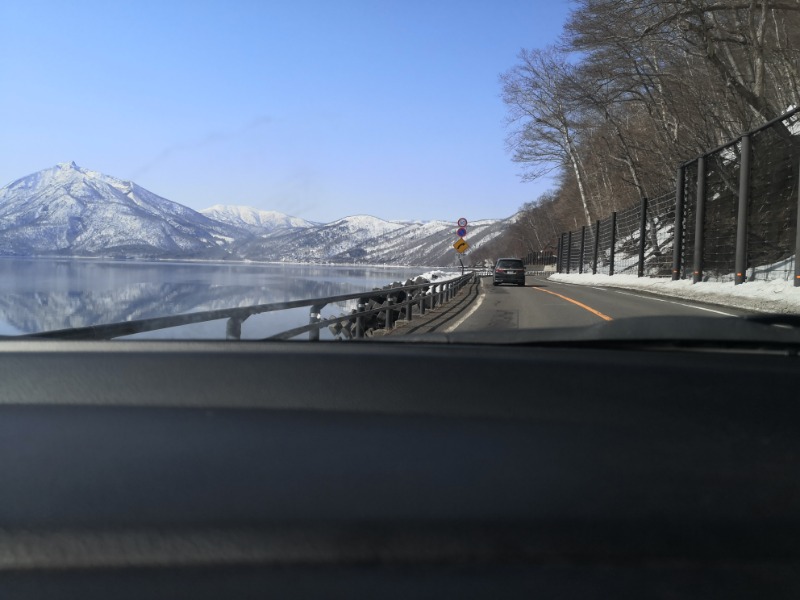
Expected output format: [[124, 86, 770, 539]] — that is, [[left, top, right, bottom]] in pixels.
[[406, 291, 413, 322], [735, 134, 751, 285], [226, 316, 242, 340], [693, 155, 707, 283], [566, 231, 573, 274], [795, 155, 800, 287], [308, 304, 324, 341], [557, 233, 564, 273], [592, 219, 600, 274], [385, 297, 395, 330], [355, 302, 366, 339], [672, 165, 685, 280], [609, 212, 617, 276], [579, 226, 586, 274], [637, 196, 648, 277]]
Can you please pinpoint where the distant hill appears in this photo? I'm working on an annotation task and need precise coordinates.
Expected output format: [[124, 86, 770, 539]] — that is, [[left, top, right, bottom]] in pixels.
[[0, 162, 245, 259], [200, 204, 317, 232], [0, 163, 512, 266]]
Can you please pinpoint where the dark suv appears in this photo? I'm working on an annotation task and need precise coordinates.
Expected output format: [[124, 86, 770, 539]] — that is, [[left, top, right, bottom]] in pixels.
[[493, 258, 526, 286]]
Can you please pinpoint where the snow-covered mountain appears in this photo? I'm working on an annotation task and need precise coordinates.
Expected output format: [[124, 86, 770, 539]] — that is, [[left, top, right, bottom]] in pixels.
[[0, 163, 512, 266], [236, 215, 513, 265], [0, 162, 247, 258], [236, 214, 407, 261], [200, 204, 316, 232]]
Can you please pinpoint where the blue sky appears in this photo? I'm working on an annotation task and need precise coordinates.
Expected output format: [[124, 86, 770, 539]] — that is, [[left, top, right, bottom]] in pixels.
[[1, 0, 572, 223]]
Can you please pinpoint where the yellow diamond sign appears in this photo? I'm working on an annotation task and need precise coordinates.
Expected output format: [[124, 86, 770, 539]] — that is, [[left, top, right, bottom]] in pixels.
[[453, 238, 469, 253]]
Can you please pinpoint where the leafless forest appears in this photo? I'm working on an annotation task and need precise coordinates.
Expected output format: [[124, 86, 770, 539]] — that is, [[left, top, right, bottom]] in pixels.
[[473, 0, 800, 263]]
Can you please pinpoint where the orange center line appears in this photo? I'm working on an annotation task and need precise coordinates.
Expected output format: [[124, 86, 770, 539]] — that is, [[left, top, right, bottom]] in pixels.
[[530, 287, 613, 321]]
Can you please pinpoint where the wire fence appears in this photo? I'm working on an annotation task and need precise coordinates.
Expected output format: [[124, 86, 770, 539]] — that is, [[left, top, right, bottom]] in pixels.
[[614, 202, 643, 275], [556, 107, 800, 287], [523, 251, 557, 269], [596, 217, 614, 275], [747, 117, 799, 281]]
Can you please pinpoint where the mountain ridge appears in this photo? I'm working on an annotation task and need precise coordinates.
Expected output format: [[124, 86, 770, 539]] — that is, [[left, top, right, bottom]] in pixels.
[[0, 163, 511, 266]]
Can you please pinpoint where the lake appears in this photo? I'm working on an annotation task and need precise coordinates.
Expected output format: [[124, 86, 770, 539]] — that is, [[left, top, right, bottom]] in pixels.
[[0, 258, 450, 339]]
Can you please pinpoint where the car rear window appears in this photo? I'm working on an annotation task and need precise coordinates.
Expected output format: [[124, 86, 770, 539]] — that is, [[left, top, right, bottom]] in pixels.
[[496, 260, 523, 269]]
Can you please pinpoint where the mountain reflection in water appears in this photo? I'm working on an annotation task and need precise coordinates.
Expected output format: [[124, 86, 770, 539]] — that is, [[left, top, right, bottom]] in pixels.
[[0, 259, 431, 339]]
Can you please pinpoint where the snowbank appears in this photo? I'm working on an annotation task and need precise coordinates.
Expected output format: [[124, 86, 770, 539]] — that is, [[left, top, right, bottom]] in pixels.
[[550, 273, 800, 314], [415, 269, 460, 281]]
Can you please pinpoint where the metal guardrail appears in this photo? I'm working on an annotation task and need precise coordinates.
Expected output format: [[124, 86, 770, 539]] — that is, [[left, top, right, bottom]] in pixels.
[[27, 272, 476, 341]]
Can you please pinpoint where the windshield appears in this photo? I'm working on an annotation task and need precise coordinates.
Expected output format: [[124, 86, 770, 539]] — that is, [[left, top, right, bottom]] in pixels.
[[1, 1, 799, 342]]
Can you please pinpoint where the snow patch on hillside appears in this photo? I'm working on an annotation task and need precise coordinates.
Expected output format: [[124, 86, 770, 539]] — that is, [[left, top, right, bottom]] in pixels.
[[201, 204, 315, 229]]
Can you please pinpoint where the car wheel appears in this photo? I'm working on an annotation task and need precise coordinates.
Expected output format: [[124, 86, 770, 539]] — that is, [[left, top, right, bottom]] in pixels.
[[492, 281, 498, 286]]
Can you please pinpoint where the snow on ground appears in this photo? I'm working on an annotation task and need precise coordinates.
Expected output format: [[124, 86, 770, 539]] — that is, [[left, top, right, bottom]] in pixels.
[[550, 273, 800, 314], [415, 269, 460, 281]]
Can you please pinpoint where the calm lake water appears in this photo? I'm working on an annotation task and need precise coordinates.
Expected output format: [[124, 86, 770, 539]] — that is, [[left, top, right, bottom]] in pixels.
[[0, 258, 449, 339]]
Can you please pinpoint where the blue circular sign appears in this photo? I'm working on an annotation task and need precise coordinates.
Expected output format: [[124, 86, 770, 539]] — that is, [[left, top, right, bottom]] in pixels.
[[456, 227, 467, 237]]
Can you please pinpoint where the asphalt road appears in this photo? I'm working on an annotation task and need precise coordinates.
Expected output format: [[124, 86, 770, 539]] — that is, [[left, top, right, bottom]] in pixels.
[[451, 276, 752, 332]]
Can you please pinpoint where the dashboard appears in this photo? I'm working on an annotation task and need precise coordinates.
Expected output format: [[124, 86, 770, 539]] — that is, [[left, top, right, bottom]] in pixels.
[[0, 338, 798, 598]]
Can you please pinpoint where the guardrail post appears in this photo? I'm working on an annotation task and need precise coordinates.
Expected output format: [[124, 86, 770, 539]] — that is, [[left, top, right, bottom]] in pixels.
[[693, 155, 707, 283], [672, 165, 685, 280], [592, 219, 600, 274], [637, 196, 648, 277], [735, 135, 751, 284], [226, 317, 242, 340], [566, 231, 573, 274], [419, 289, 426, 315], [579, 226, 586, 274], [609, 211, 617, 276], [385, 297, 395, 330], [406, 291, 413, 322], [308, 304, 324, 341], [355, 302, 366, 339]]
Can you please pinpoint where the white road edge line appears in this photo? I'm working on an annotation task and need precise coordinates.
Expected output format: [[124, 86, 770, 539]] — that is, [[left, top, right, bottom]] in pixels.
[[444, 284, 486, 333], [612, 289, 736, 316]]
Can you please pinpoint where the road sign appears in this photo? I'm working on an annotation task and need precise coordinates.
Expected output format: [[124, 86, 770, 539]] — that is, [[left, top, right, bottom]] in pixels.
[[453, 238, 469, 253], [457, 217, 468, 228], [456, 227, 467, 237]]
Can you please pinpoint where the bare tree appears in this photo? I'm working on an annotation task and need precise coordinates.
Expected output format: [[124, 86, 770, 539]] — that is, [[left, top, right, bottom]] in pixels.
[[492, 0, 800, 254], [501, 47, 595, 227]]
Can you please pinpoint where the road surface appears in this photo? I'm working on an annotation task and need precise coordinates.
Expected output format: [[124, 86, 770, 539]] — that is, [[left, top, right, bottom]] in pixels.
[[451, 276, 750, 332]]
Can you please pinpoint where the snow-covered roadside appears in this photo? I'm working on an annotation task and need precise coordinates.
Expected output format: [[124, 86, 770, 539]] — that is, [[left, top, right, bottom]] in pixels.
[[415, 269, 460, 281], [549, 273, 800, 314]]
